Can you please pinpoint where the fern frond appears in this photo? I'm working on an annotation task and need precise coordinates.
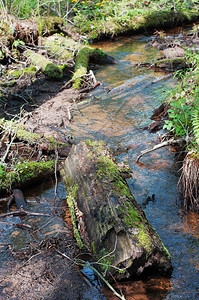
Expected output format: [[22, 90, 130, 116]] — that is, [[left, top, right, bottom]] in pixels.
[[192, 108, 199, 145]]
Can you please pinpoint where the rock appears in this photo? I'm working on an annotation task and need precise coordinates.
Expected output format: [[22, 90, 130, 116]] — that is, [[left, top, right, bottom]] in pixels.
[[163, 46, 185, 59], [62, 140, 172, 281]]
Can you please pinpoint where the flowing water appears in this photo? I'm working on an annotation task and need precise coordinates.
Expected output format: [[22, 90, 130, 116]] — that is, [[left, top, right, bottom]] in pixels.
[[1, 33, 199, 299], [70, 34, 199, 299]]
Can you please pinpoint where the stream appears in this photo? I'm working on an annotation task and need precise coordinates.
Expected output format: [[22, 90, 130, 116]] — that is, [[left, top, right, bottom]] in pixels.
[[71, 34, 199, 299], [1, 33, 199, 299]]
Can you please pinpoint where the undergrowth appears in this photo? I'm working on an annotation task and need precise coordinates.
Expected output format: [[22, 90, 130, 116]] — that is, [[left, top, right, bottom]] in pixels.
[[163, 50, 199, 152], [1, 0, 199, 40], [164, 50, 199, 211]]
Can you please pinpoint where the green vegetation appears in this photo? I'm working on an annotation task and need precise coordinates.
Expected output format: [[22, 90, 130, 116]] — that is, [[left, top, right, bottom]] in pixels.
[[1, 0, 199, 41], [163, 51, 199, 152]]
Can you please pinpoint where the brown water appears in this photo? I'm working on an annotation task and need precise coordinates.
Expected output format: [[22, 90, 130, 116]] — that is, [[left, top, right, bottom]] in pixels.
[[1, 34, 199, 299]]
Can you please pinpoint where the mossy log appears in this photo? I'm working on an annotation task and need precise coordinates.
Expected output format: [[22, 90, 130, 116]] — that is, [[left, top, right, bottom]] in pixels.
[[0, 119, 71, 157], [41, 34, 78, 62], [8, 66, 38, 79], [0, 160, 55, 196], [24, 49, 63, 80], [72, 47, 115, 89], [153, 57, 186, 71], [62, 141, 172, 281]]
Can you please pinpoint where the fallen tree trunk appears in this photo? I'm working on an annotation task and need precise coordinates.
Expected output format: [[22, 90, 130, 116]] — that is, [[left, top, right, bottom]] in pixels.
[[24, 49, 63, 80], [72, 47, 115, 89], [41, 34, 78, 62], [62, 140, 172, 281], [0, 160, 55, 196], [0, 119, 71, 157]]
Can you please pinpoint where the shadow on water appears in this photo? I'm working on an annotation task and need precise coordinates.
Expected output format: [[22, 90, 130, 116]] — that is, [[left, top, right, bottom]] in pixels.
[[1, 34, 199, 299]]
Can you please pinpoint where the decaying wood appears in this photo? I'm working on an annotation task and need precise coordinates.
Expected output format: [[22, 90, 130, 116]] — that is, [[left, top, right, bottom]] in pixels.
[[41, 34, 78, 62], [72, 47, 115, 89], [136, 137, 185, 163], [24, 49, 63, 80], [62, 141, 172, 281]]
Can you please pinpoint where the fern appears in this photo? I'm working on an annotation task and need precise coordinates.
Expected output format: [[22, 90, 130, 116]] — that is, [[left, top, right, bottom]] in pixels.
[[192, 108, 199, 146]]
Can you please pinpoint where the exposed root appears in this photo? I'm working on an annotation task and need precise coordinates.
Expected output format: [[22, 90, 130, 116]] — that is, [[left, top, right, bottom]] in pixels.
[[178, 152, 199, 212]]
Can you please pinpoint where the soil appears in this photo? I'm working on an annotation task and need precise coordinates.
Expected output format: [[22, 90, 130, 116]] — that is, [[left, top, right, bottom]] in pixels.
[[0, 234, 97, 300], [2, 75, 81, 140]]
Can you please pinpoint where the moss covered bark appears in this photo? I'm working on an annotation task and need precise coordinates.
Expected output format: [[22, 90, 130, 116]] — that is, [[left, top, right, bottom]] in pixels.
[[0, 119, 70, 153], [62, 140, 172, 280], [72, 46, 115, 89], [41, 34, 78, 62], [0, 160, 55, 195], [24, 49, 63, 80]]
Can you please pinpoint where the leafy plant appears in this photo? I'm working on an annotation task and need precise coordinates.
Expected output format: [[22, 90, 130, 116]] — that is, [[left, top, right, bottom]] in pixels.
[[192, 109, 199, 147], [164, 50, 199, 151]]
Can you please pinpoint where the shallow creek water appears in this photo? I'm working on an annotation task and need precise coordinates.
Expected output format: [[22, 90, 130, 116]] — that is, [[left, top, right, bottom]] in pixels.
[[71, 35, 199, 299], [1, 34, 199, 299]]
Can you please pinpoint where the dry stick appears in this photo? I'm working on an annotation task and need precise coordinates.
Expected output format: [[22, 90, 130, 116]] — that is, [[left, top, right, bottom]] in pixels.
[[1, 129, 17, 164], [0, 207, 51, 218], [136, 137, 185, 163], [67, 106, 72, 122], [31, 216, 56, 234], [60, 72, 99, 91], [79, 81, 101, 93]]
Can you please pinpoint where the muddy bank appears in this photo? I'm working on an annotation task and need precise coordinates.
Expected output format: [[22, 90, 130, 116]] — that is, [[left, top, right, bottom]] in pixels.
[[0, 234, 99, 300]]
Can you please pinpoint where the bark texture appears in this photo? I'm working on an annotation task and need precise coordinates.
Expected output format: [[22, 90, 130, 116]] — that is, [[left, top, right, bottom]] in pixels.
[[62, 140, 172, 281], [24, 49, 63, 79]]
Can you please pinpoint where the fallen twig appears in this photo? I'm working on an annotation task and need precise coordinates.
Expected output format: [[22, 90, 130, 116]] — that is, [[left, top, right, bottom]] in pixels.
[[79, 81, 100, 93], [136, 137, 185, 163], [0, 207, 51, 218]]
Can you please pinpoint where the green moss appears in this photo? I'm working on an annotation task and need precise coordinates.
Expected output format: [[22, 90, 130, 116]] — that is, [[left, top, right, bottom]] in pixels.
[[72, 47, 90, 89], [1, 119, 69, 150], [66, 184, 84, 249], [0, 160, 55, 193], [97, 246, 115, 275], [25, 50, 63, 80], [8, 66, 38, 79], [137, 225, 153, 254], [42, 34, 76, 62], [72, 46, 112, 88], [85, 139, 106, 152], [45, 63, 63, 80]]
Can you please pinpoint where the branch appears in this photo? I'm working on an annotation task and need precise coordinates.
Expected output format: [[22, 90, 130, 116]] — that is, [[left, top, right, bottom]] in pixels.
[[0, 207, 51, 218], [136, 137, 185, 163]]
